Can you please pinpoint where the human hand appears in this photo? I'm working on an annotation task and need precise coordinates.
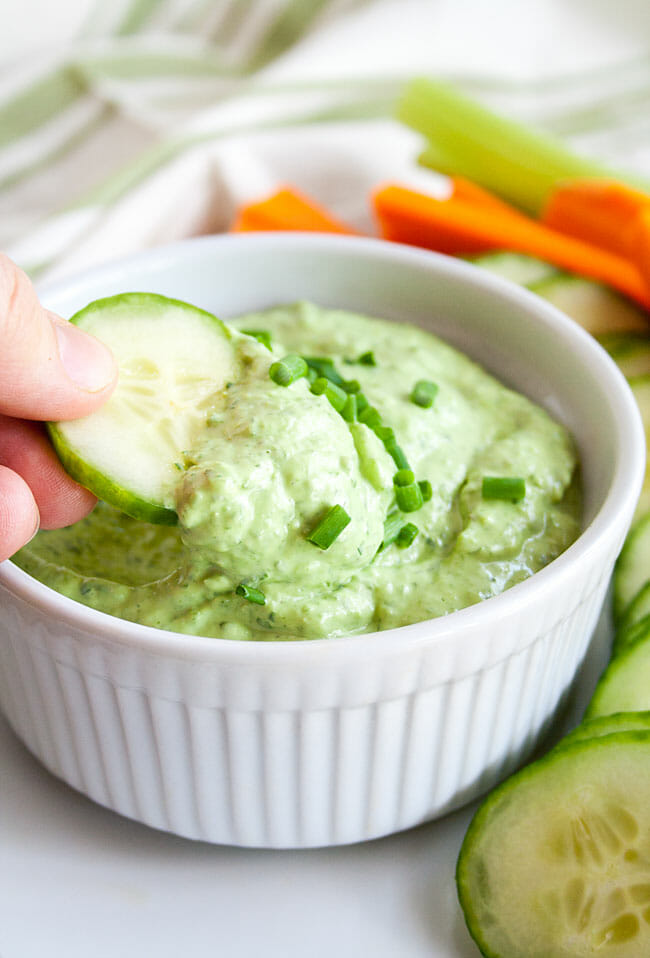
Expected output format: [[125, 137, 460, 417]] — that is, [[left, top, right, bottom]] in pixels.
[[0, 254, 117, 561]]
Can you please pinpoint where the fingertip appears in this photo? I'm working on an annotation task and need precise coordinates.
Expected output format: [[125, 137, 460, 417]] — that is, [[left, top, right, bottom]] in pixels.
[[39, 480, 97, 530], [0, 416, 98, 530], [0, 465, 39, 562], [0, 252, 118, 420]]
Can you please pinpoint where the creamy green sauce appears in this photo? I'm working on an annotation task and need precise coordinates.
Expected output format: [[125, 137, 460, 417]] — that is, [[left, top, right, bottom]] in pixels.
[[15, 302, 581, 641]]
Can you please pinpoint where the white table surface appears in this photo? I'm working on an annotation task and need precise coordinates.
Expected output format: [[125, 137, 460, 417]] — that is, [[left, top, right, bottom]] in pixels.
[[0, 600, 611, 958]]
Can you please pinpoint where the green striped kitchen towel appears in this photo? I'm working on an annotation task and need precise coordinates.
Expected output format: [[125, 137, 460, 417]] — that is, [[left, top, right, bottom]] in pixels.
[[2, 0, 650, 282]]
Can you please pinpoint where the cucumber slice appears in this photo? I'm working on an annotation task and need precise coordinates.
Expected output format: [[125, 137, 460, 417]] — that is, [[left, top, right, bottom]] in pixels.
[[613, 510, 650, 621], [618, 580, 650, 634], [457, 732, 650, 957], [598, 332, 650, 378], [49, 293, 238, 524], [529, 275, 648, 336], [466, 252, 560, 287], [586, 632, 650, 719], [557, 711, 650, 749], [628, 377, 650, 521], [614, 611, 650, 657]]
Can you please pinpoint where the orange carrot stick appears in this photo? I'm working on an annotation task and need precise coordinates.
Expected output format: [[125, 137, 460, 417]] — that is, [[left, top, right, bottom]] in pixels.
[[450, 175, 522, 214], [373, 183, 649, 307], [633, 207, 650, 294], [542, 179, 650, 258], [231, 187, 357, 234]]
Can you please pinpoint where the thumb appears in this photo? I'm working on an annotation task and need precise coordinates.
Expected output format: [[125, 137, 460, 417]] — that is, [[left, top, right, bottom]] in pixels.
[[0, 253, 117, 421]]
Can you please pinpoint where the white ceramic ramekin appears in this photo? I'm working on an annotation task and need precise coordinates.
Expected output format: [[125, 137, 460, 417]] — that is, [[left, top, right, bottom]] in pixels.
[[0, 234, 644, 848]]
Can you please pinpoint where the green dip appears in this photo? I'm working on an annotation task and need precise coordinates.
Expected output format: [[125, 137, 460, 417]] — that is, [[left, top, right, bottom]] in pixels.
[[15, 302, 581, 641]]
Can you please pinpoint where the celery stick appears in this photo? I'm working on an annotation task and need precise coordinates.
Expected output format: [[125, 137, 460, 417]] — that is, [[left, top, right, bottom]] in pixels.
[[399, 78, 648, 215]]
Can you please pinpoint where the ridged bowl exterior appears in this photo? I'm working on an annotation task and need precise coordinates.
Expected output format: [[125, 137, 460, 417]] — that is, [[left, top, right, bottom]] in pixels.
[[0, 235, 643, 847], [0, 558, 612, 848]]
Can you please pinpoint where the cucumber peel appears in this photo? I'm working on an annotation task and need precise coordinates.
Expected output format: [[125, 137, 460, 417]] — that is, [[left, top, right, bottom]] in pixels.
[[614, 510, 650, 622], [49, 293, 238, 524], [557, 712, 650, 749]]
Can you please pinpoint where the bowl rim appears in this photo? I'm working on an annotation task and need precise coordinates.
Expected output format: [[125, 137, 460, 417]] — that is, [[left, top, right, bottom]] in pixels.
[[1, 232, 645, 664]]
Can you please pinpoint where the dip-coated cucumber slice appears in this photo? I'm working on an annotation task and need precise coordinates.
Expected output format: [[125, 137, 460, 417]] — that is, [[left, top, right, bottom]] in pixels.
[[586, 632, 650, 719], [49, 293, 237, 524], [529, 274, 648, 335], [614, 510, 650, 621], [457, 732, 650, 957]]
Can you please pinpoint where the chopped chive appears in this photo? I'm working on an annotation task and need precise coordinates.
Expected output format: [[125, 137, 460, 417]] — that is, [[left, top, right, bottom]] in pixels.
[[375, 425, 395, 442], [396, 484, 424, 513], [384, 437, 409, 470], [310, 376, 329, 394], [396, 523, 419, 548], [380, 513, 419, 551], [304, 357, 345, 385], [306, 366, 318, 384], [358, 350, 377, 366], [358, 405, 383, 432], [482, 476, 526, 502], [393, 468, 415, 487], [341, 394, 358, 422], [393, 470, 423, 512], [307, 504, 351, 549], [355, 393, 370, 415], [235, 583, 266, 605], [379, 510, 403, 550], [418, 479, 433, 502], [410, 379, 439, 408], [310, 377, 348, 412], [270, 354, 308, 386], [342, 378, 361, 394], [241, 328, 272, 350]]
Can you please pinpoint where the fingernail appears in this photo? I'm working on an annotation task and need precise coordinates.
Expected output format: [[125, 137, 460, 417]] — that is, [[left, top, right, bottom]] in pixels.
[[53, 316, 116, 393]]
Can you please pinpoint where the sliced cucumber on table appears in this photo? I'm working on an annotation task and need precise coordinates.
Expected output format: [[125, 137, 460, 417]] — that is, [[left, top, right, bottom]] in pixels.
[[466, 251, 560, 286], [613, 510, 650, 621], [457, 731, 650, 957], [455, 249, 650, 958], [529, 274, 649, 335], [586, 631, 650, 719], [627, 377, 650, 520], [49, 293, 239, 525], [557, 711, 650, 748], [598, 331, 650, 377], [619, 580, 650, 633], [614, 611, 650, 657]]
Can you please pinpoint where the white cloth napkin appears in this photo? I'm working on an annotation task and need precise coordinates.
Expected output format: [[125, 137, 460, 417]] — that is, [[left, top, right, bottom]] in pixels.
[[2, 0, 650, 285]]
